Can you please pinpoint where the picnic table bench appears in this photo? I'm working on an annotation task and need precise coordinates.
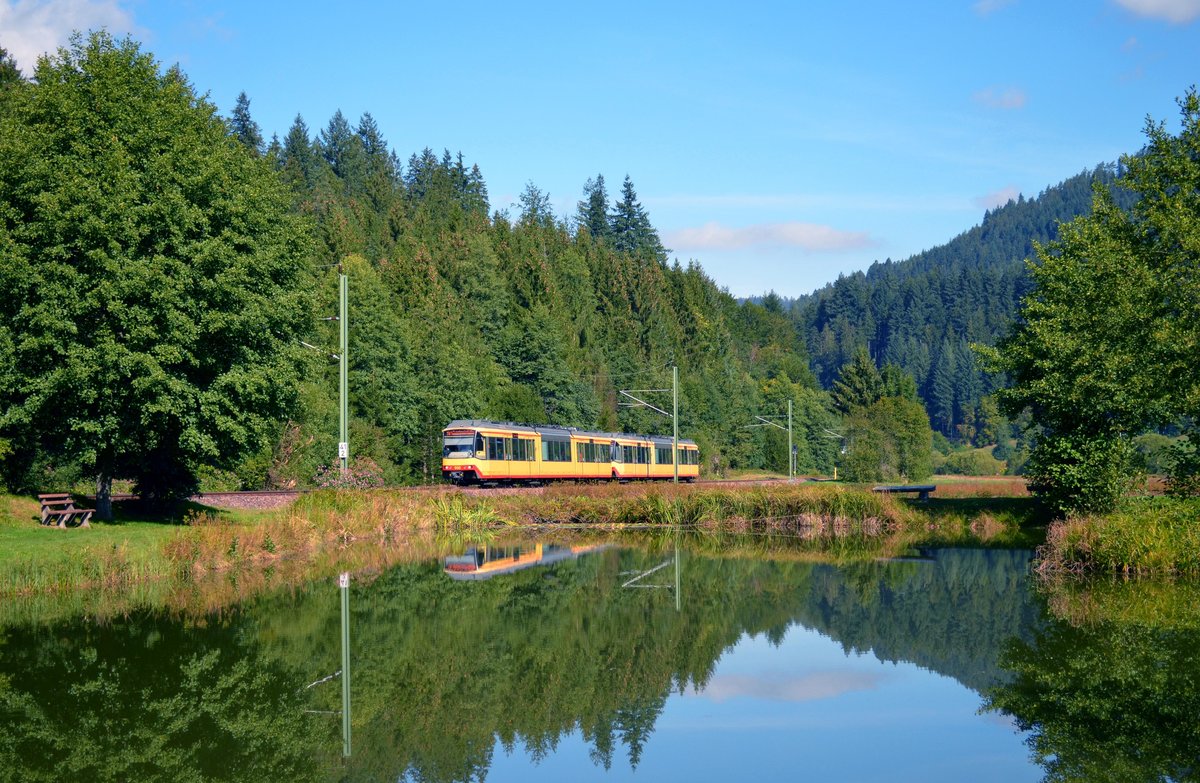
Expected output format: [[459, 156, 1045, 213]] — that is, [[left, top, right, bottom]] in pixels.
[[871, 484, 937, 501], [38, 493, 94, 528]]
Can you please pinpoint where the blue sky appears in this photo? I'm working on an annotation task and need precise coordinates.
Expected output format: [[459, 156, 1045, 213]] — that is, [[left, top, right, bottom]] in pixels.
[[2, 0, 1198, 296]]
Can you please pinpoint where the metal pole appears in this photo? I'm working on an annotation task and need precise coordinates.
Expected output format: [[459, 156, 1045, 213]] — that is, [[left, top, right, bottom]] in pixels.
[[339, 572, 352, 757], [788, 399, 793, 480], [674, 536, 681, 612], [339, 272, 349, 473], [672, 365, 679, 484]]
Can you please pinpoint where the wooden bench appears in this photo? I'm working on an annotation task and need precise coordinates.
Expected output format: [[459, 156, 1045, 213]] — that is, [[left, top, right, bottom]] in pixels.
[[871, 484, 937, 501], [37, 493, 94, 528]]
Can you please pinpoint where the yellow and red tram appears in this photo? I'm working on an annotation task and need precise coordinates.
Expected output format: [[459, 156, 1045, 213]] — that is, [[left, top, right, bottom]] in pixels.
[[441, 419, 699, 485]]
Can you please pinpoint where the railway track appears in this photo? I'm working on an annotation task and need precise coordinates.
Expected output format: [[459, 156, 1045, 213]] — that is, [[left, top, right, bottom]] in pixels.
[[96, 478, 808, 510]]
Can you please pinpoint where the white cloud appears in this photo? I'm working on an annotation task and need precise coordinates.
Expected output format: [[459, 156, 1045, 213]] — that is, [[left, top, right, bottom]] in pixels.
[[0, 0, 136, 74], [974, 0, 1017, 15], [695, 671, 883, 703], [1113, 0, 1200, 23], [665, 221, 874, 252], [974, 185, 1021, 210], [972, 86, 1028, 110]]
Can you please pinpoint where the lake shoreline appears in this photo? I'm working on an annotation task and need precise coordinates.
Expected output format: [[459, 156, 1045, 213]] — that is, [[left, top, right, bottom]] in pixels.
[[0, 483, 1049, 612]]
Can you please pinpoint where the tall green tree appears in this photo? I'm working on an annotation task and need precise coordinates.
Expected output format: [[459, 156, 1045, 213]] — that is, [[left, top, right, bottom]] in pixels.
[[609, 175, 666, 260], [842, 396, 933, 482], [981, 89, 1200, 512], [279, 114, 322, 192], [577, 174, 611, 241], [229, 90, 264, 156], [0, 32, 312, 515], [830, 347, 883, 415], [319, 109, 367, 194], [0, 45, 21, 96], [518, 181, 555, 229]]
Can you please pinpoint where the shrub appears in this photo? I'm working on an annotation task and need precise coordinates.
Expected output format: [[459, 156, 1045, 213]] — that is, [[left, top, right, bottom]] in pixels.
[[1025, 433, 1142, 515], [313, 457, 385, 490], [1166, 435, 1200, 498]]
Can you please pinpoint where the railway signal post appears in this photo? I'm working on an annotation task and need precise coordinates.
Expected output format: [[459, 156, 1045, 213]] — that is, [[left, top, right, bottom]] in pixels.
[[338, 270, 349, 474]]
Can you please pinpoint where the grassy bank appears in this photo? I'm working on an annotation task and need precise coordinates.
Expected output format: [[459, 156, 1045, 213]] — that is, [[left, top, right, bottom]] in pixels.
[[0, 482, 1047, 615], [1036, 497, 1200, 576]]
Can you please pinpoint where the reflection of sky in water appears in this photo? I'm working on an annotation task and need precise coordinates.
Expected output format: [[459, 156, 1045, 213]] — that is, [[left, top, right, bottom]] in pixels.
[[488, 624, 1039, 782]]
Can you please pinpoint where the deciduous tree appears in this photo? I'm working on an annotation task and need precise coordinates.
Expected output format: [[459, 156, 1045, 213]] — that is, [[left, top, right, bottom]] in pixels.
[[982, 89, 1200, 511], [0, 32, 312, 516]]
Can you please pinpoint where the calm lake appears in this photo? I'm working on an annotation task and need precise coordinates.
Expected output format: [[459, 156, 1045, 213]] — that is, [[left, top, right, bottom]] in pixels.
[[2, 535, 1197, 782]]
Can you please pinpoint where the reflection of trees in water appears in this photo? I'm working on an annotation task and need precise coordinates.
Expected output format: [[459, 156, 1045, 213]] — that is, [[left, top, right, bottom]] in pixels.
[[985, 586, 1200, 783], [0, 615, 321, 783], [798, 549, 1041, 692], [0, 544, 1041, 783]]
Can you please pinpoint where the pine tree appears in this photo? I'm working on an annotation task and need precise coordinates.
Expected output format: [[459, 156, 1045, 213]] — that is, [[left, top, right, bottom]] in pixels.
[[229, 91, 264, 156], [464, 163, 489, 216], [609, 176, 666, 260], [577, 174, 610, 241], [929, 337, 957, 436], [518, 181, 555, 228], [319, 109, 367, 193], [280, 114, 320, 191], [831, 347, 884, 415], [405, 147, 440, 202]]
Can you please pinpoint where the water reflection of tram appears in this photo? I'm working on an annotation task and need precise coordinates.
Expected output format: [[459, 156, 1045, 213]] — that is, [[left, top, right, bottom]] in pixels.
[[443, 543, 607, 581]]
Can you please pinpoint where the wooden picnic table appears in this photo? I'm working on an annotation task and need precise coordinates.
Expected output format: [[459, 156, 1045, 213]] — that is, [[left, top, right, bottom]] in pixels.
[[37, 493, 94, 528]]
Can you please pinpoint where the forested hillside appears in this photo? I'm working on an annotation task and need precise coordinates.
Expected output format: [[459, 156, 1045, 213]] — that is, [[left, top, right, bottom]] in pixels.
[[226, 106, 844, 485], [794, 167, 1135, 440]]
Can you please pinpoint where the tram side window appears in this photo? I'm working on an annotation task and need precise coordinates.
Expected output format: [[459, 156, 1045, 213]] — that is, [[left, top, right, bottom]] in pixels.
[[655, 445, 671, 464], [639, 446, 650, 464], [487, 437, 507, 461], [510, 435, 533, 462], [511, 438, 534, 461], [543, 440, 570, 462], [577, 441, 606, 463]]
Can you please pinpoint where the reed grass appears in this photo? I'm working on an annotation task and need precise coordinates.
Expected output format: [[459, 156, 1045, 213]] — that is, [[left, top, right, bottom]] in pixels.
[[1035, 497, 1200, 576], [429, 495, 509, 532]]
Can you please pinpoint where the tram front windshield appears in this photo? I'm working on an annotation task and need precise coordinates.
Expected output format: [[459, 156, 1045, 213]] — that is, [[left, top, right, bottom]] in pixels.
[[442, 435, 475, 458]]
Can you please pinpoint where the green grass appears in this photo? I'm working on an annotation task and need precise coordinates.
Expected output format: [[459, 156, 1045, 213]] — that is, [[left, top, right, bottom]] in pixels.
[[0, 493, 282, 596], [1038, 496, 1200, 575], [0, 495, 174, 562]]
